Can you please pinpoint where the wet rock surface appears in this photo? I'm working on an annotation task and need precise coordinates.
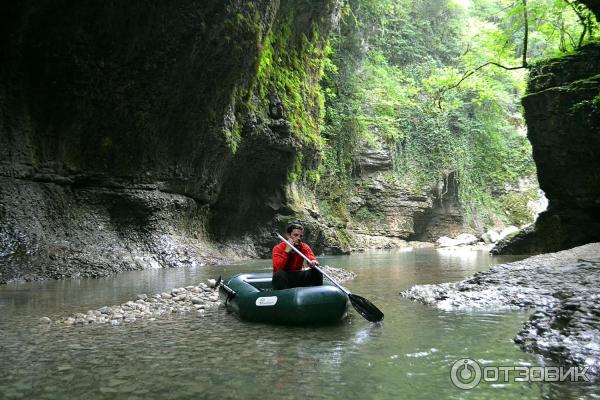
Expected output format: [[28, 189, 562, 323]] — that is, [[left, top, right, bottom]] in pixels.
[[514, 293, 600, 377], [0, 1, 338, 283], [401, 243, 600, 376]]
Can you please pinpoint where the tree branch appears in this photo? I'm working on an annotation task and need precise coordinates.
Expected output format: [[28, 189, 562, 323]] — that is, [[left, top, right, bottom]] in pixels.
[[435, 62, 528, 109], [564, 0, 592, 47], [435, 0, 530, 110], [522, 0, 529, 68]]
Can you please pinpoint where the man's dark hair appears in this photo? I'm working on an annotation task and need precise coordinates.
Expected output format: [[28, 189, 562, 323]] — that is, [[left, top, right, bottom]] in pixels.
[[287, 223, 304, 234]]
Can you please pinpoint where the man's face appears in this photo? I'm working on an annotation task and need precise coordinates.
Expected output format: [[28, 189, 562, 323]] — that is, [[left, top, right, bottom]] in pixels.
[[288, 229, 304, 244]]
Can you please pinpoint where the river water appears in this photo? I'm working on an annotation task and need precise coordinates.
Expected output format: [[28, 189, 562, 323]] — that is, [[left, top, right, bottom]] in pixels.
[[0, 248, 597, 399]]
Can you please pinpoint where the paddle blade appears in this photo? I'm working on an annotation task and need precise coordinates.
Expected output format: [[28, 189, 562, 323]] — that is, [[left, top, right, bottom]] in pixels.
[[348, 293, 384, 322]]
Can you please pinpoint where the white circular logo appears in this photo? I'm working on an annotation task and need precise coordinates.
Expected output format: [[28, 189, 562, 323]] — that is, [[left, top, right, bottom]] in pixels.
[[450, 358, 482, 390]]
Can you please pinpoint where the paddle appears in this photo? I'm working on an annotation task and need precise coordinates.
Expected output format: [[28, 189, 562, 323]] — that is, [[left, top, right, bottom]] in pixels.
[[276, 233, 384, 322]]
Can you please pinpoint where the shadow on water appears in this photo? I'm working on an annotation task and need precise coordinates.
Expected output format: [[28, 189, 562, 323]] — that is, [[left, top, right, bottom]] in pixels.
[[0, 247, 597, 399]]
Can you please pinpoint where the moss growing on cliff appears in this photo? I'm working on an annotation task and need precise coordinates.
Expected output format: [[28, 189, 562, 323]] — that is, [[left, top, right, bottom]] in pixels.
[[221, 10, 266, 153], [214, 3, 333, 169], [354, 207, 385, 223], [331, 228, 355, 250], [255, 21, 327, 147], [287, 152, 303, 183], [318, 191, 351, 227], [247, 6, 333, 188]]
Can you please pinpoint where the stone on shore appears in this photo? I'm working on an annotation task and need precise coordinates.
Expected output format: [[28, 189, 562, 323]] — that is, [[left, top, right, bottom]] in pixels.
[[481, 229, 500, 244], [53, 266, 356, 327], [400, 242, 600, 378], [436, 233, 479, 247], [56, 278, 222, 326], [321, 265, 356, 282]]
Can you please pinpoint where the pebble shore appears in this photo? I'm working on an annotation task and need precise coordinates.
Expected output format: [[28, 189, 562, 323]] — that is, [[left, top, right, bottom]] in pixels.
[[52, 280, 221, 326], [43, 266, 356, 327]]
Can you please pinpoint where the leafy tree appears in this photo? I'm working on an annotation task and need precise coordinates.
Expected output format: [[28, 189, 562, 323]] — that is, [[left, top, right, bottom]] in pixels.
[[319, 0, 597, 229]]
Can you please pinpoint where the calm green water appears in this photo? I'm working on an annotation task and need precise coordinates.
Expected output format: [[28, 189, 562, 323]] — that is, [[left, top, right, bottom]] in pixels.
[[0, 248, 597, 399]]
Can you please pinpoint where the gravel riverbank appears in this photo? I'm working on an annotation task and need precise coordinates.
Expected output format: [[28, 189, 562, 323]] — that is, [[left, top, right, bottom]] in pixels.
[[43, 266, 356, 326], [401, 243, 600, 377]]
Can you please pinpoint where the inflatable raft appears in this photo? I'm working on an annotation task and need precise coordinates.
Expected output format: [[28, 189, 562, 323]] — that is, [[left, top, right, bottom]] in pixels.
[[219, 272, 349, 324]]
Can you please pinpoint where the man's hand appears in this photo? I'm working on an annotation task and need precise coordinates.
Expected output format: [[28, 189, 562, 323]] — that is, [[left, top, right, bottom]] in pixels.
[[284, 236, 300, 253], [308, 259, 319, 267]]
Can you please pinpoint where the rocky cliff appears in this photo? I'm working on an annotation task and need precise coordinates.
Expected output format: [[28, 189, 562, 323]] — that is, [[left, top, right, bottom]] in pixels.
[[0, 0, 339, 282], [493, 41, 600, 255], [350, 146, 467, 245], [312, 143, 469, 253]]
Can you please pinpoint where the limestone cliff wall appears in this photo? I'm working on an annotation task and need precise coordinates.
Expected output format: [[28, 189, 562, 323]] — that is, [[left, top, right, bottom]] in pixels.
[[0, 0, 339, 282], [315, 144, 468, 253]]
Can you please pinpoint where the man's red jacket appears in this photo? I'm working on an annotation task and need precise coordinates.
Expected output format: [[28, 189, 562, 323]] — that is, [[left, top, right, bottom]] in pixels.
[[272, 241, 317, 273]]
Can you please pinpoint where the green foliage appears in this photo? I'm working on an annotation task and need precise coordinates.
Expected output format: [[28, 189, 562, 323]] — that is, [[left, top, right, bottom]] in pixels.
[[499, 189, 538, 226], [318, 0, 594, 229], [305, 169, 321, 185]]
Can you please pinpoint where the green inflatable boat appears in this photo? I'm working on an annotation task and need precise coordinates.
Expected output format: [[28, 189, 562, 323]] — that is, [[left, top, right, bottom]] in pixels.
[[219, 272, 349, 324]]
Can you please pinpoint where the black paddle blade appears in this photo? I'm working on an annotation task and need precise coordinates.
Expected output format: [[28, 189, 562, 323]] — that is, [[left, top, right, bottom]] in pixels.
[[348, 293, 384, 322]]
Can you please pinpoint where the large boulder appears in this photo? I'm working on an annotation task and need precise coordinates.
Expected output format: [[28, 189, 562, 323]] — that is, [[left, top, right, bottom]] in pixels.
[[481, 229, 500, 244], [436, 233, 478, 247]]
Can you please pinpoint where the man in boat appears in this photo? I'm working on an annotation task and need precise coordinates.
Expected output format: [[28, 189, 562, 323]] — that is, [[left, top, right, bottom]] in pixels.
[[272, 223, 323, 290]]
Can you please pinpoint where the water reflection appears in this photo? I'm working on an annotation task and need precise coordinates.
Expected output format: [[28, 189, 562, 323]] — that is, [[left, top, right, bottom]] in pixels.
[[352, 322, 383, 345]]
